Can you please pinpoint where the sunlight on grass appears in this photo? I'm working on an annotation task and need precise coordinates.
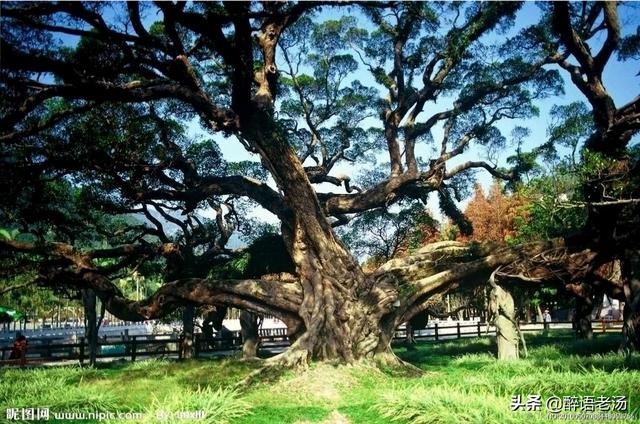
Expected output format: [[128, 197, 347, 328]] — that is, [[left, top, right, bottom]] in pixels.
[[0, 366, 121, 416], [0, 333, 638, 423], [139, 386, 249, 424], [125, 357, 172, 371], [375, 386, 547, 424]]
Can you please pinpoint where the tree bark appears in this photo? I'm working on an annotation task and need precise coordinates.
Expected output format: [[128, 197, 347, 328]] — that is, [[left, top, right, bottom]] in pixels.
[[407, 313, 429, 346], [242, 115, 398, 365], [180, 305, 195, 359], [404, 321, 415, 346], [535, 304, 544, 323], [240, 310, 260, 359], [488, 285, 519, 360], [13, 232, 619, 368], [574, 295, 594, 340], [81, 288, 98, 366], [621, 249, 640, 352]]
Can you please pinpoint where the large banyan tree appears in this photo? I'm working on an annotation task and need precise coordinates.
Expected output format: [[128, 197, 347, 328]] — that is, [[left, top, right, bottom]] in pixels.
[[1, 1, 639, 366]]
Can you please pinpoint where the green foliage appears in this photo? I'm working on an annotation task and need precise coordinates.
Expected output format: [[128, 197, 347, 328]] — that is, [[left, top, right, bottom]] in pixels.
[[209, 234, 294, 279], [184, 139, 225, 178], [124, 358, 172, 371], [440, 223, 461, 241], [511, 143, 640, 244], [513, 169, 587, 242], [65, 33, 126, 80], [209, 253, 250, 280], [0, 278, 58, 321], [224, 161, 268, 182], [0, 361, 254, 424], [0, 228, 18, 240], [116, 272, 162, 301], [339, 203, 437, 262], [618, 26, 640, 61], [546, 102, 593, 165], [579, 149, 639, 200], [387, 335, 640, 423]]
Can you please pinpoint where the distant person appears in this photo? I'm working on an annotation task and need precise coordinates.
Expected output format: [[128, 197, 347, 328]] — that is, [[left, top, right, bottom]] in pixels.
[[9, 333, 27, 366], [543, 309, 552, 323]]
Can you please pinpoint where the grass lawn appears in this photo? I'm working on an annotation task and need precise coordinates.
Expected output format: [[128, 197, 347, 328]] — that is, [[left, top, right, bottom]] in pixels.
[[1, 332, 639, 423]]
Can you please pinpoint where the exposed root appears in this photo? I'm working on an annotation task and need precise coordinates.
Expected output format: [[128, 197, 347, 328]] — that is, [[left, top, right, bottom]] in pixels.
[[234, 343, 423, 389], [265, 344, 311, 368], [237, 356, 264, 364], [372, 350, 423, 377], [234, 346, 311, 388]]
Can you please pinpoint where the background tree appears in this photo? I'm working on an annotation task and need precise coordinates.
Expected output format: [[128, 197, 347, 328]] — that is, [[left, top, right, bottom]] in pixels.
[[462, 182, 527, 244], [339, 203, 438, 269], [545, 2, 640, 348]]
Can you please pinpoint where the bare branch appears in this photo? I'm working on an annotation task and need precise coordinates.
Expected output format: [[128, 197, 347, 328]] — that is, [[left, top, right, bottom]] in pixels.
[[0, 278, 38, 295], [445, 161, 514, 181]]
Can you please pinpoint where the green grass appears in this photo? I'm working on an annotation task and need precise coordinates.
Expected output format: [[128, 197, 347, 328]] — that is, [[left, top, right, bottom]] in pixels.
[[1, 333, 638, 423]]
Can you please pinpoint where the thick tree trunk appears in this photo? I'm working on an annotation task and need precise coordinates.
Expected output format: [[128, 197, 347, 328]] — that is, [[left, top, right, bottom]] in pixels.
[[81, 288, 99, 366], [535, 305, 544, 323], [240, 311, 260, 359], [180, 305, 195, 359], [574, 296, 594, 340], [284, 271, 393, 364], [489, 285, 519, 360], [621, 250, 640, 352], [282, 205, 391, 362], [404, 321, 415, 346], [242, 116, 397, 365], [405, 313, 428, 346], [282, 228, 399, 363], [202, 306, 226, 334]]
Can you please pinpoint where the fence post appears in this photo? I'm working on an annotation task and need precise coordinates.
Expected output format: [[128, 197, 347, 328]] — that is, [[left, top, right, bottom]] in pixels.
[[434, 323, 439, 341], [79, 337, 85, 365], [45, 339, 52, 359], [123, 329, 130, 355], [131, 336, 137, 362], [477, 321, 481, 337], [457, 322, 461, 339]]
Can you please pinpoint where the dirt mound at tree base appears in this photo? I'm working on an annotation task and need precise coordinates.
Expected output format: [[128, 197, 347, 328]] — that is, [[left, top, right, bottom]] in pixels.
[[269, 363, 357, 404]]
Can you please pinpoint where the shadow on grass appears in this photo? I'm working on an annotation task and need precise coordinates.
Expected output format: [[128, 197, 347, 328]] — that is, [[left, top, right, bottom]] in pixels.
[[395, 331, 639, 372], [395, 337, 495, 368], [74, 355, 262, 388]]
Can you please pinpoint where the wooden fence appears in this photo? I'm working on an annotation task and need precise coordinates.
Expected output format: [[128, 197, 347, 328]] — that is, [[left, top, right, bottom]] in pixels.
[[0, 320, 623, 365]]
